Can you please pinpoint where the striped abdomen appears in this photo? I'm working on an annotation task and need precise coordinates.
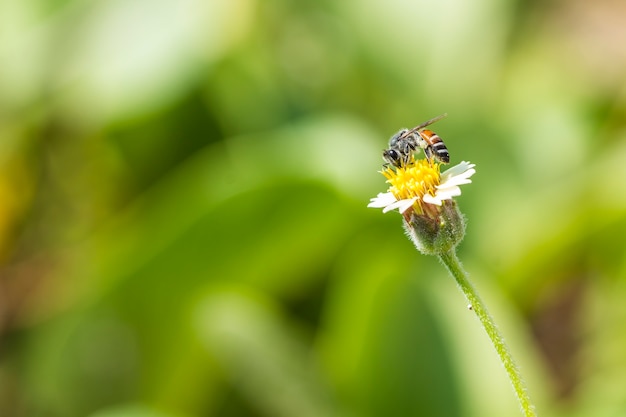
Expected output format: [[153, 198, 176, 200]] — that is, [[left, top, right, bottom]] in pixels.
[[419, 129, 450, 163]]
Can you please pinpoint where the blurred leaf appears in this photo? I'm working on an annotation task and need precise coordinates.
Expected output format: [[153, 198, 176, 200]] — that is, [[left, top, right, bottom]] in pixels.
[[318, 225, 465, 417], [88, 404, 183, 417], [194, 286, 338, 417], [76, 115, 381, 297], [55, 0, 253, 125]]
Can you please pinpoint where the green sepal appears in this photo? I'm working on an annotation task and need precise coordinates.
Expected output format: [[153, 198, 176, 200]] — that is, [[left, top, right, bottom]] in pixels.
[[403, 200, 466, 255]]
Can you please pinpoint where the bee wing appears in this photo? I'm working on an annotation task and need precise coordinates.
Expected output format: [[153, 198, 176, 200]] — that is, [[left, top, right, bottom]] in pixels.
[[405, 113, 448, 136]]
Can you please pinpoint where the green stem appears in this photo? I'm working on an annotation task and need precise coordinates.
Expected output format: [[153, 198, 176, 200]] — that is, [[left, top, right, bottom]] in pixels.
[[438, 250, 537, 417]]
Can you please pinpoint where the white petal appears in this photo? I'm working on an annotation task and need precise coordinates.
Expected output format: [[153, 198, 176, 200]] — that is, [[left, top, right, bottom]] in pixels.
[[422, 193, 443, 205], [438, 173, 474, 189], [383, 197, 417, 213], [441, 161, 476, 182], [435, 186, 461, 200], [439, 163, 475, 190], [368, 192, 397, 208], [454, 167, 476, 181], [440, 162, 467, 179], [397, 198, 418, 213]]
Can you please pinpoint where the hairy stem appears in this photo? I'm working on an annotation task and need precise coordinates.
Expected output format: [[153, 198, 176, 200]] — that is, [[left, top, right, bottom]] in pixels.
[[438, 250, 537, 417]]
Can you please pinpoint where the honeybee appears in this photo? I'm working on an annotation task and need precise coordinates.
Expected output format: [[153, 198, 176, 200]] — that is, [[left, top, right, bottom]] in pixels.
[[382, 113, 450, 167]]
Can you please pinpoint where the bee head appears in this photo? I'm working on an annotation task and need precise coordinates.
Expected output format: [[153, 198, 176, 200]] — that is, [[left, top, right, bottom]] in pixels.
[[382, 148, 403, 167]]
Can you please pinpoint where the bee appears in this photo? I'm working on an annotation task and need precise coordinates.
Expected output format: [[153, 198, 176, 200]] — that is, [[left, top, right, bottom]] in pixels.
[[382, 113, 450, 167]]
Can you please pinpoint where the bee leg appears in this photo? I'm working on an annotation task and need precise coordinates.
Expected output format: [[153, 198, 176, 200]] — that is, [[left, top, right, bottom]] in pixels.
[[424, 147, 434, 164]]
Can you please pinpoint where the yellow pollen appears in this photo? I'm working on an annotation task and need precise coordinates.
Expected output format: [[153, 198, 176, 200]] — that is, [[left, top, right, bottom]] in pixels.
[[382, 159, 441, 202]]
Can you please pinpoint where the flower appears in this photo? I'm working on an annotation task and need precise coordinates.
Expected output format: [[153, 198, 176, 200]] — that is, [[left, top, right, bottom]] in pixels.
[[368, 159, 476, 215], [368, 157, 476, 255]]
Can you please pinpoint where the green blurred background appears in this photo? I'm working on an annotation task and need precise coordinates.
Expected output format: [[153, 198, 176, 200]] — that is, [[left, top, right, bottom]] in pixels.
[[1, 0, 626, 416]]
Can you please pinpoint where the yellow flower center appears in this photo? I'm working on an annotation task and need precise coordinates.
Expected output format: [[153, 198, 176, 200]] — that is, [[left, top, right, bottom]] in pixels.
[[382, 158, 441, 202]]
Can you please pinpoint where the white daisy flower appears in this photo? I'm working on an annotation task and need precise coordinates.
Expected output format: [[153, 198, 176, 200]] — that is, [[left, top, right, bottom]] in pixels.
[[368, 160, 476, 215]]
